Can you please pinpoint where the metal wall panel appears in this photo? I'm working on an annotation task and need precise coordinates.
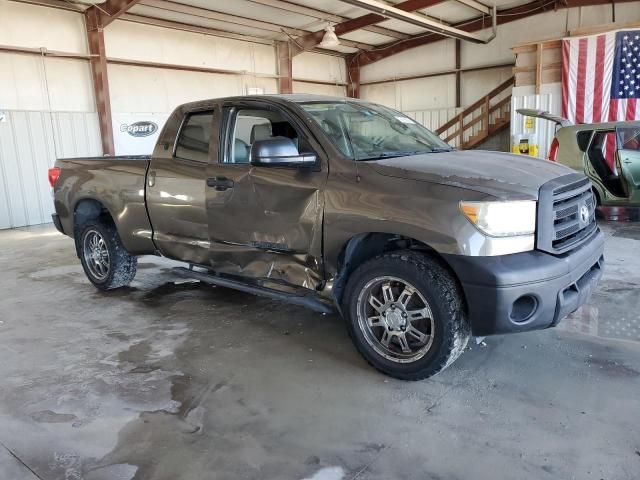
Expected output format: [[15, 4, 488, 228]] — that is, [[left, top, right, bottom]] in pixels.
[[0, 110, 101, 229], [404, 107, 461, 132]]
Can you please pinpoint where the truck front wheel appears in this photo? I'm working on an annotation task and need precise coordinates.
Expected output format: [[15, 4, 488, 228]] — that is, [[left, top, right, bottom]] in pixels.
[[343, 251, 470, 380], [77, 220, 137, 290]]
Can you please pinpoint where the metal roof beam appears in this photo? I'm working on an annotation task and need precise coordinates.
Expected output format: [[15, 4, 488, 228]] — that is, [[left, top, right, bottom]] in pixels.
[[245, 0, 409, 39], [292, 0, 446, 54], [138, 0, 373, 50], [88, 0, 144, 27], [352, 0, 636, 66], [337, 0, 493, 43]]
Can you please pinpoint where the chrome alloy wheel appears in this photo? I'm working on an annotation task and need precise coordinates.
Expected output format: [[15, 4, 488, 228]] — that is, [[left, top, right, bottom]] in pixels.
[[83, 229, 110, 281], [356, 276, 435, 363]]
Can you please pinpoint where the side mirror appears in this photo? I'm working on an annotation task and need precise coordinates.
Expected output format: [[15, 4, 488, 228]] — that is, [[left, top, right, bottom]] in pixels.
[[251, 137, 317, 167]]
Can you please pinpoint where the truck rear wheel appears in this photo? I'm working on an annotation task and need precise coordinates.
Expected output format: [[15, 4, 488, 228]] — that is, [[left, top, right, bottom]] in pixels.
[[78, 220, 137, 290], [343, 251, 470, 381]]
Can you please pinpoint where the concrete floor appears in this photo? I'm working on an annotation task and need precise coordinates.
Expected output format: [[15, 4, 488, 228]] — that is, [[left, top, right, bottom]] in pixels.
[[0, 222, 639, 480]]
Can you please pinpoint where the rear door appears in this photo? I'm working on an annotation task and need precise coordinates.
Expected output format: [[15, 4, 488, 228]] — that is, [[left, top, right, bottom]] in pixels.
[[616, 125, 640, 200], [206, 100, 328, 290], [147, 104, 216, 264]]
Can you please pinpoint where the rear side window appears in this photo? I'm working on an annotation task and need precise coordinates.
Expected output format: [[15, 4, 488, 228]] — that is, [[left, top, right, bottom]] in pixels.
[[175, 111, 214, 162]]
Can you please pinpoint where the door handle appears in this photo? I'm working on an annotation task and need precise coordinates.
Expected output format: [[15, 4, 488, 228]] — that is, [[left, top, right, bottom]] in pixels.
[[207, 176, 234, 191], [148, 170, 156, 187]]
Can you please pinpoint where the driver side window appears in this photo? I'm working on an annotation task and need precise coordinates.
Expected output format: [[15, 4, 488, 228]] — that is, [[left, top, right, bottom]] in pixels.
[[224, 108, 305, 164]]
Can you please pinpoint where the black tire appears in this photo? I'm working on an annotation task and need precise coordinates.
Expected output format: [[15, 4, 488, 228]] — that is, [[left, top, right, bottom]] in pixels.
[[77, 219, 137, 290], [343, 250, 470, 381]]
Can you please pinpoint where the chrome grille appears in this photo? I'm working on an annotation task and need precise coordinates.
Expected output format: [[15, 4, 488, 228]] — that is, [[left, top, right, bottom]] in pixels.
[[537, 174, 598, 255]]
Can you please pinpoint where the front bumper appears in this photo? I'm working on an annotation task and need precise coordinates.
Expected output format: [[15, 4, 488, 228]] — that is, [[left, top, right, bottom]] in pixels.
[[442, 229, 605, 336]]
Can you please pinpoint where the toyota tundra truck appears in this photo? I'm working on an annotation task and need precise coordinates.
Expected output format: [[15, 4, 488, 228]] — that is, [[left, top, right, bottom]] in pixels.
[[49, 95, 604, 380]]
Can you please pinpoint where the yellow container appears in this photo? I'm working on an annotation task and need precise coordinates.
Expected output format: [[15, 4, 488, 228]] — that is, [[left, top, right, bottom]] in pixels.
[[511, 134, 539, 157]]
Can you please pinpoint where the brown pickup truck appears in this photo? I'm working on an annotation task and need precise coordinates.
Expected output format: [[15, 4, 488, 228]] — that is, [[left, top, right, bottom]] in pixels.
[[49, 94, 605, 380]]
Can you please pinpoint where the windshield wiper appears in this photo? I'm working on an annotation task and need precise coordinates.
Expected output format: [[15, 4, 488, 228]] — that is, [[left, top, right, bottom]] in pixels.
[[427, 147, 454, 152], [357, 151, 427, 161]]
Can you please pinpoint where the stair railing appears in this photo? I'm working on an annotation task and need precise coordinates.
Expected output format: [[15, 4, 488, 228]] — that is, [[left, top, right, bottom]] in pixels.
[[436, 76, 514, 149]]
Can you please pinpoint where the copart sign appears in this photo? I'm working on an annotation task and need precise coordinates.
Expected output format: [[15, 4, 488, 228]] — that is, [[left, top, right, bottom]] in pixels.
[[120, 121, 158, 137], [113, 114, 169, 155]]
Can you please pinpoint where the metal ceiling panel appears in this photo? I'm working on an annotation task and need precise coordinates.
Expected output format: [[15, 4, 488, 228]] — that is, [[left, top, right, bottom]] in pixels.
[[170, 0, 320, 29], [318, 44, 359, 54], [286, 0, 369, 18], [375, 18, 431, 35], [338, 29, 400, 45], [337, 0, 495, 43], [422, 2, 483, 24], [129, 4, 284, 39]]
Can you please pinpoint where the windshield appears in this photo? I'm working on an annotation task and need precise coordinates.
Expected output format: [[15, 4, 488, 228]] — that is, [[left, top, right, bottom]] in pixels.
[[300, 101, 452, 160]]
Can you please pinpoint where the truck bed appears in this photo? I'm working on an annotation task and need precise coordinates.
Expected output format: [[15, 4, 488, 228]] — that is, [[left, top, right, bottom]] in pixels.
[[53, 155, 154, 255], [57, 155, 152, 162]]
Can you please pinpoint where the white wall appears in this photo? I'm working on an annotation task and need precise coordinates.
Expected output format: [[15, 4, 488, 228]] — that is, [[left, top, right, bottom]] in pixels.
[[360, 39, 455, 84], [105, 21, 277, 76], [0, 110, 101, 229], [104, 21, 280, 154], [0, 0, 87, 54], [292, 52, 347, 96], [460, 66, 513, 107], [0, 0, 99, 229]]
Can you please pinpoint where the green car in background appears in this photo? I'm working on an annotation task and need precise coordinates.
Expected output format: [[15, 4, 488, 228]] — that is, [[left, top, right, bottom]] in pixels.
[[518, 109, 640, 207]]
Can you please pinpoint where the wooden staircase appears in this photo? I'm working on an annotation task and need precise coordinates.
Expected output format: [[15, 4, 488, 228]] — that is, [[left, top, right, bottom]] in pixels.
[[436, 76, 514, 149]]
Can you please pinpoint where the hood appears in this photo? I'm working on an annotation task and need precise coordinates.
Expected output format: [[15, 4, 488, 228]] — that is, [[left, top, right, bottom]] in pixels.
[[369, 150, 575, 199]]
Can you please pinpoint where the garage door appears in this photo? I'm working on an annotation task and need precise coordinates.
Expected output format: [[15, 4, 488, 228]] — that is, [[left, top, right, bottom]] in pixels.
[[0, 110, 101, 229]]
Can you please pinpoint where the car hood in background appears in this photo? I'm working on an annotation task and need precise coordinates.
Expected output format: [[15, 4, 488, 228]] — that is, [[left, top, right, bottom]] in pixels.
[[369, 150, 574, 199]]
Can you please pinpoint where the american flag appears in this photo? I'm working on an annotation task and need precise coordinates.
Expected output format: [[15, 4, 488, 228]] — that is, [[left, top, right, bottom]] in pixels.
[[562, 29, 640, 124]]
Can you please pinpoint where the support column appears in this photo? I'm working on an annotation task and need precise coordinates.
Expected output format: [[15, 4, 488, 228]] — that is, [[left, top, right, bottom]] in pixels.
[[347, 55, 360, 98], [276, 41, 293, 94], [455, 39, 461, 108], [86, 10, 115, 155]]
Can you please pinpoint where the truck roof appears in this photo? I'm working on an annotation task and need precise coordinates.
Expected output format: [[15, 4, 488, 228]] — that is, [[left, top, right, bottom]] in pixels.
[[179, 94, 370, 110]]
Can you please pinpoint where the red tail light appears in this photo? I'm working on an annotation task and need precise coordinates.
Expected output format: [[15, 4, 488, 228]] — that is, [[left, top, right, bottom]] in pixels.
[[48, 167, 61, 188], [548, 138, 559, 162]]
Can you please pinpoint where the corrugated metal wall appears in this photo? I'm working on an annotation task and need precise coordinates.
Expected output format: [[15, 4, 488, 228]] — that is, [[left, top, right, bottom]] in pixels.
[[0, 110, 100, 229], [403, 107, 461, 131]]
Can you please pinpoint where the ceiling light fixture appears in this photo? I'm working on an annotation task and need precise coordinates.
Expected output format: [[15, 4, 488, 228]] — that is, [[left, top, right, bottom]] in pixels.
[[319, 25, 340, 49]]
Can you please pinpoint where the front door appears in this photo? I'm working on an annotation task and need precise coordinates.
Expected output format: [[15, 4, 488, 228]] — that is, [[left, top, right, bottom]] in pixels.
[[147, 107, 216, 265], [206, 102, 328, 290], [616, 125, 640, 202]]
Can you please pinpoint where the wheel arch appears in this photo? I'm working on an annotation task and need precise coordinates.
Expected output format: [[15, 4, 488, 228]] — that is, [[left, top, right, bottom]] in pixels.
[[72, 198, 116, 257], [331, 232, 466, 313]]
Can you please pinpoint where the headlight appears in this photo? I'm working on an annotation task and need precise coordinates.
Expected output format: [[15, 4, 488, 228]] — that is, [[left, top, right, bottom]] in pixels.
[[460, 200, 536, 237]]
